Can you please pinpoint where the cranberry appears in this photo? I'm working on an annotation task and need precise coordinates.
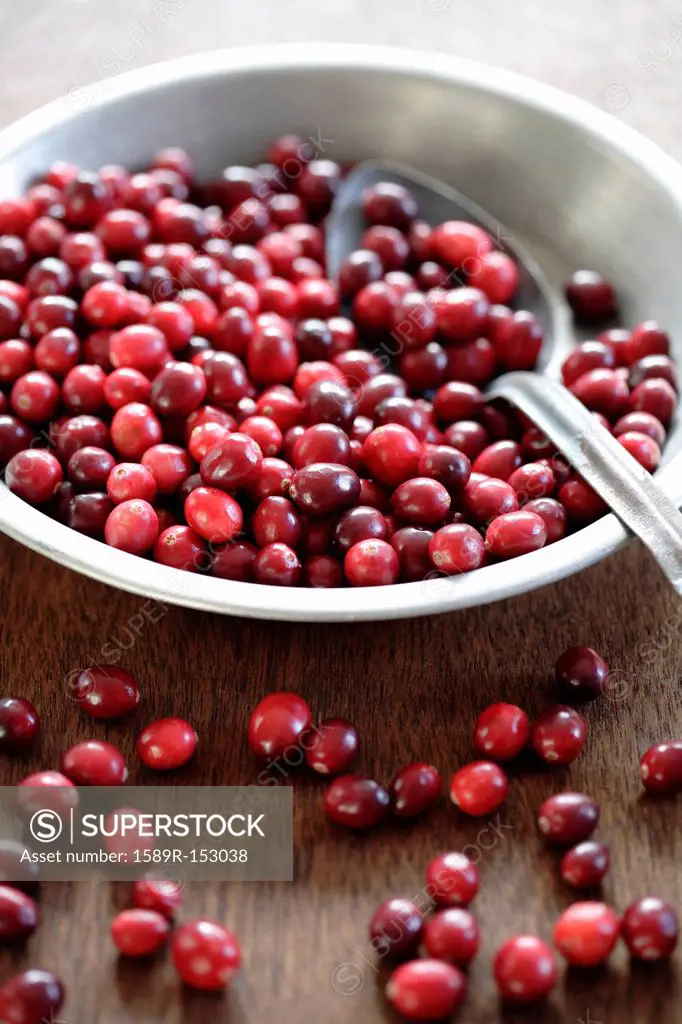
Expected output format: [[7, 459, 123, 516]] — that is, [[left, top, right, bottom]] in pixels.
[[424, 851, 478, 907], [0, 970, 65, 1024], [210, 540, 258, 581], [338, 249, 383, 298], [324, 775, 390, 829], [433, 287, 488, 343], [0, 885, 39, 940], [369, 897, 423, 958], [485, 510, 547, 559], [35, 326, 80, 376], [172, 918, 241, 990], [251, 496, 300, 548], [137, 717, 197, 770], [67, 446, 115, 489], [391, 763, 441, 818], [537, 792, 599, 845], [0, 340, 34, 383], [334, 506, 387, 553], [450, 761, 508, 817], [518, 498, 564, 544], [344, 538, 399, 586], [11, 370, 60, 422], [559, 477, 608, 523], [289, 462, 360, 516], [253, 541, 301, 584], [62, 740, 127, 785], [105, 499, 158, 554], [553, 901, 620, 966], [570, 367, 629, 418], [491, 310, 544, 370], [532, 705, 587, 765], [628, 354, 677, 390], [388, 527, 432, 581], [463, 477, 518, 524], [423, 908, 479, 967], [629, 377, 677, 425], [111, 907, 170, 958], [391, 478, 450, 527], [627, 320, 670, 362], [17, 771, 78, 818], [619, 430, 661, 472], [294, 423, 350, 467], [428, 523, 485, 574], [109, 323, 168, 377], [139, 443, 190, 494], [0, 696, 39, 753], [248, 692, 312, 759], [640, 740, 682, 794], [473, 703, 530, 761], [5, 449, 63, 504], [562, 341, 616, 385], [386, 959, 467, 1021], [106, 463, 156, 505], [565, 271, 617, 322], [304, 379, 355, 430], [622, 897, 679, 961], [61, 363, 106, 414], [474, 249, 519, 303], [555, 645, 609, 703], [418, 445, 470, 495], [131, 879, 183, 919], [70, 665, 140, 719], [493, 936, 558, 1003], [184, 486, 243, 542], [508, 461, 555, 502], [362, 182, 418, 230], [102, 367, 149, 409], [154, 525, 206, 570], [304, 718, 358, 775], [560, 841, 610, 889], [302, 553, 342, 587], [361, 425, 421, 488]]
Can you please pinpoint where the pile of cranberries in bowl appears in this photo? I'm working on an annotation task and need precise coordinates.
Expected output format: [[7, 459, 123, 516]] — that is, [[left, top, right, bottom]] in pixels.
[[0, 138, 677, 587]]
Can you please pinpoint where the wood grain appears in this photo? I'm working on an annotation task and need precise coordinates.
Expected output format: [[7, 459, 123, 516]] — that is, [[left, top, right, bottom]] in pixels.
[[1, 3, 681, 1022]]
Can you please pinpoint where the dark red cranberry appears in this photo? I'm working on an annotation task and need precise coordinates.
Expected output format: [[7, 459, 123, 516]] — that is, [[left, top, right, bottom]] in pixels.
[[0, 885, 39, 940], [640, 741, 682, 794], [532, 706, 587, 764], [562, 341, 616, 385], [210, 540, 258, 581], [304, 718, 358, 775], [289, 462, 360, 516], [248, 692, 312, 759], [0, 698, 40, 752], [362, 182, 418, 230], [428, 523, 485, 574], [0, 969, 65, 1024], [493, 936, 558, 1003], [392, 477, 450, 526], [425, 851, 479, 907], [423, 908, 479, 967], [555, 646, 609, 703], [252, 496, 301, 548], [67, 446, 115, 489], [622, 898, 679, 961], [369, 897, 423, 959], [630, 377, 677, 425], [391, 763, 441, 818], [302, 553, 343, 587], [537, 792, 599, 845], [71, 665, 139, 719], [565, 271, 617, 322], [553, 901, 620, 966], [560, 841, 610, 889], [570, 367, 629, 418], [339, 249, 383, 298], [450, 761, 508, 816], [68, 491, 113, 536], [131, 879, 183, 919], [491, 310, 544, 370], [418, 445, 471, 495], [5, 449, 62, 504], [324, 775, 390, 829], [521, 498, 566, 544], [559, 477, 608, 523], [627, 320, 670, 362], [628, 354, 677, 390], [390, 527, 433, 581], [334, 506, 387, 553]]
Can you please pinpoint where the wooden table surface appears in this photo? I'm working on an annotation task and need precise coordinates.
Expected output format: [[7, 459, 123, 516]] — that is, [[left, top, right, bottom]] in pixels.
[[1, 3, 681, 1022]]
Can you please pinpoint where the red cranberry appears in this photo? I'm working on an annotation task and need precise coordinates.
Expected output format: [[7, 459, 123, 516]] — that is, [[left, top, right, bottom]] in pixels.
[[391, 478, 450, 527], [560, 841, 610, 889], [627, 320, 670, 362], [131, 879, 183, 919], [184, 486, 243, 543], [361, 425, 421, 488], [71, 665, 140, 719], [110, 324, 168, 377], [485, 510, 547, 558], [493, 936, 558, 1003], [362, 182, 418, 230], [559, 477, 608, 523], [304, 718, 358, 775], [555, 645, 609, 703], [344, 539, 399, 586], [0, 698, 40, 752], [0, 294, 21, 340], [339, 249, 383, 298], [0, 340, 34, 383], [508, 462, 555, 503], [640, 741, 682, 794], [334, 506, 387, 553], [532, 706, 587, 765], [137, 717, 197, 770], [211, 540, 258, 581], [491, 310, 544, 370], [61, 364, 106, 415], [423, 908, 479, 967], [473, 703, 530, 761], [431, 220, 491, 268], [450, 761, 508, 816], [34, 326, 80, 376], [154, 525, 206, 571], [369, 897, 423, 958], [67, 446, 115, 489], [433, 287, 489, 343], [172, 919, 241, 990], [390, 527, 433, 581], [0, 970, 65, 1024], [111, 908, 170, 957], [386, 959, 467, 1021], [562, 341, 616, 385], [429, 523, 485, 573], [324, 775, 390, 829], [521, 498, 566, 544], [5, 449, 63, 504], [628, 354, 677, 390], [442, 422, 488, 460], [629, 378, 677, 425], [391, 763, 441, 818], [570, 368, 629, 418], [140, 443, 191, 494], [425, 851, 479, 907], [289, 462, 360, 516], [0, 885, 39, 940], [302, 553, 343, 587], [565, 271, 617, 322], [17, 771, 78, 819], [622, 897, 679, 961], [553, 901, 620, 966], [619, 430, 661, 472], [105, 499, 158, 554], [475, 250, 519, 303], [62, 740, 127, 785], [248, 692, 311, 759], [10, 370, 60, 422], [537, 792, 599, 845], [251, 496, 300, 548], [463, 477, 518, 524]]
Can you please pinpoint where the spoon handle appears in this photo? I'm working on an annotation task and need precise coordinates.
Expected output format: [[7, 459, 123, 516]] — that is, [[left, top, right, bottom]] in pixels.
[[487, 373, 682, 594]]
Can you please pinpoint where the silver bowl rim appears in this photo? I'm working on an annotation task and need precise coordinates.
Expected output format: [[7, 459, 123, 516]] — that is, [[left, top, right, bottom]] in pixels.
[[0, 43, 680, 622]]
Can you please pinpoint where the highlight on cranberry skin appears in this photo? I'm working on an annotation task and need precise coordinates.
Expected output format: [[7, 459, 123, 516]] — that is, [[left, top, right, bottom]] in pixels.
[[493, 935, 558, 1003]]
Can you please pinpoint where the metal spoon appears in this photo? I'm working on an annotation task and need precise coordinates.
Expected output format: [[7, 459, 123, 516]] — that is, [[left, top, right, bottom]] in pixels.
[[328, 159, 682, 594]]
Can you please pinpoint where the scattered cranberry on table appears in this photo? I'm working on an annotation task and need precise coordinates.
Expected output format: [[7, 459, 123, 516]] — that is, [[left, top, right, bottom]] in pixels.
[[111, 908, 170, 957], [131, 879, 183, 919], [450, 760, 509, 816], [531, 705, 587, 764], [639, 740, 682, 794], [425, 851, 479, 907], [248, 691, 312, 759], [621, 897, 679, 961], [493, 935, 558, 1003], [368, 897, 423, 958], [537, 792, 599, 845], [560, 841, 611, 889], [171, 918, 241, 990], [136, 716, 197, 770], [0, 969, 65, 1024], [555, 645, 609, 703], [69, 664, 140, 718], [473, 702, 530, 760], [0, 696, 40, 751], [304, 717, 358, 775], [0, 884, 39, 941], [385, 959, 467, 1021], [422, 907, 479, 966], [324, 774, 391, 829], [61, 739, 128, 785], [553, 901, 620, 967], [390, 762, 441, 818]]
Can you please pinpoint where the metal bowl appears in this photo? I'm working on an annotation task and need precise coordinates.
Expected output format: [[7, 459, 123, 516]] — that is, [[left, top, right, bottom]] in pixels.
[[0, 44, 681, 621]]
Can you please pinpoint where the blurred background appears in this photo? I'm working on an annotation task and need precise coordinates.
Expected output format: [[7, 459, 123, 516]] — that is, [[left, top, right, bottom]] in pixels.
[[1, 0, 681, 154]]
